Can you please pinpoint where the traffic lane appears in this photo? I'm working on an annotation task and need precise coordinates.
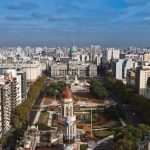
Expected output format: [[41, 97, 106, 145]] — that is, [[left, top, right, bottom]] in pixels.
[[121, 105, 143, 125], [94, 139, 113, 150]]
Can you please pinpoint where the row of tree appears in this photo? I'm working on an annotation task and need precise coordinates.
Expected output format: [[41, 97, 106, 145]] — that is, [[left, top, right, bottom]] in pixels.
[[89, 80, 109, 99], [12, 75, 46, 129], [105, 76, 150, 124], [113, 124, 150, 150]]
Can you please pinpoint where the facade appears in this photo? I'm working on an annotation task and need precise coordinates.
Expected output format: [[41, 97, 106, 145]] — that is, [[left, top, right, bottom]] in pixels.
[[0, 85, 3, 137], [123, 59, 138, 78], [0, 76, 12, 134], [17, 70, 27, 100], [2, 80, 12, 132], [5, 69, 22, 108], [136, 66, 150, 98], [50, 62, 97, 78], [125, 54, 143, 61], [22, 62, 41, 82], [114, 59, 137, 80], [143, 53, 150, 62], [115, 59, 125, 80], [102, 48, 120, 63]]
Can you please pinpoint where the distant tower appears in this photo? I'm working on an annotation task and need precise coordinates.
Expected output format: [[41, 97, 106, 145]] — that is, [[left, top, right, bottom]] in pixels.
[[110, 50, 114, 63]]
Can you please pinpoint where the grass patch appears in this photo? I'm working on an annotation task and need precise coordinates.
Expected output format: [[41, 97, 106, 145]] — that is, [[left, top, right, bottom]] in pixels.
[[93, 129, 113, 139], [80, 144, 88, 150], [44, 99, 52, 105], [38, 111, 49, 125]]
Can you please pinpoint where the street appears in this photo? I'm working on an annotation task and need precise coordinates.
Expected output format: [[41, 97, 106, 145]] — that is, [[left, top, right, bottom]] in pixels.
[[94, 139, 113, 150], [110, 93, 144, 125], [29, 77, 52, 125]]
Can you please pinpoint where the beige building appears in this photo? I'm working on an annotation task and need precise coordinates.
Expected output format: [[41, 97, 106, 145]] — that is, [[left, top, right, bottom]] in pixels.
[[22, 62, 41, 82], [0, 76, 12, 134], [136, 66, 150, 98], [50, 62, 97, 78], [143, 53, 150, 62], [0, 61, 41, 83]]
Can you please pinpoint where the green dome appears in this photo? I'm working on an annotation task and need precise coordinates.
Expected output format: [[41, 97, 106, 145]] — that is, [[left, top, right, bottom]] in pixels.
[[70, 45, 77, 54]]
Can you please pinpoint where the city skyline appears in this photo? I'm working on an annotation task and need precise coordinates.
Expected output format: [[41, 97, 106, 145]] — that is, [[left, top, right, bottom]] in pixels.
[[0, 0, 150, 47]]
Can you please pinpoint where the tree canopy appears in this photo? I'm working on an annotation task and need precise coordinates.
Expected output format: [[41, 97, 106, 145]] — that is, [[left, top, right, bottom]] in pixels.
[[46, 81, 65, 98], [12, 75, 46, 128], [113, 138, 135, 150], [90, 80, 109, 99], [113, 125, 150, 149], [105, 76, 150, 124]]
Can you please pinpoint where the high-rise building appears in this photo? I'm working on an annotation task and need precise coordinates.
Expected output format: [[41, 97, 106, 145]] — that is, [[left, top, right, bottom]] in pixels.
[[0, 76, 12, 134], [5, 69, 22, 108], [114, 59, 137, 80], [0, 85, 3, 138], [2, 80, 12, 132], [102, 48, 120, 63], [136, 66, 150, 98], [17, 70, 27, 100]]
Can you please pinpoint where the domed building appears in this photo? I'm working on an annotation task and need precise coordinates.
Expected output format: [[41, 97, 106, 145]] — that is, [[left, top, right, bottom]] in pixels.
[[69, 42, 78, 61]]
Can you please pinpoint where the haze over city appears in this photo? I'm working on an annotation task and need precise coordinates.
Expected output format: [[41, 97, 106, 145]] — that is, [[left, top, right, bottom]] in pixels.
[[1, 0, 150, 150], [0, 0, 150, 47]]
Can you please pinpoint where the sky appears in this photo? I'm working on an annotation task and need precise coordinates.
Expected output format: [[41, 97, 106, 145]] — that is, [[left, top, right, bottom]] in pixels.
[[0, 0, 150, 47]]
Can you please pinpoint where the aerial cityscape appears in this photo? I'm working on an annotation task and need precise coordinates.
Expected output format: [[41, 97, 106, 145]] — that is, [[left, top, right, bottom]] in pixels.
[[0, 0, 150, 150]]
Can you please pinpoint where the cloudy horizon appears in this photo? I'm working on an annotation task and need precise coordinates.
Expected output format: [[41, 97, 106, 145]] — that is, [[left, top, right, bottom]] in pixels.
[[0, 0, 150, 47]]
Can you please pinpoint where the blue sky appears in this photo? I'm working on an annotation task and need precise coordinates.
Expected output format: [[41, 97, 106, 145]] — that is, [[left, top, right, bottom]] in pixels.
[[0, 0, 150, 47]]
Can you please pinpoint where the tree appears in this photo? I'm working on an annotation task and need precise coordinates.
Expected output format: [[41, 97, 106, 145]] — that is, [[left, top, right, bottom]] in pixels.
[[113, 139, 135, 150], [12, 74, 46, 128], [114, 125, 142, 146], [45, 81, 65, 98], [103, 105, 124, 119], [104, 76, 150, 124], [35, 123, 51, 130], [138, 124, 150, 137], [90, 81, 109, 99]]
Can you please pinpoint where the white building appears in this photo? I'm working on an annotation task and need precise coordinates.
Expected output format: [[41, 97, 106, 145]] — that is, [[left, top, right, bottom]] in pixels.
[[22, 62, 41, 82], [115, 59, 125, 80], [102, 48, 120, 63], [115, 59, 137, 80]]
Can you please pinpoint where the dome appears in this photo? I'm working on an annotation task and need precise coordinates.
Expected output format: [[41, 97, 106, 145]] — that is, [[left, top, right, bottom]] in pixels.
[[63, 87, 72, 99], [70, 43, 77, 54]]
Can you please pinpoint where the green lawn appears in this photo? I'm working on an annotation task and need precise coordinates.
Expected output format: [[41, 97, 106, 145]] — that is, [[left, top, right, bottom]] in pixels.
[[38, 111, 49, 125], [93, 129, 113, 139]]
